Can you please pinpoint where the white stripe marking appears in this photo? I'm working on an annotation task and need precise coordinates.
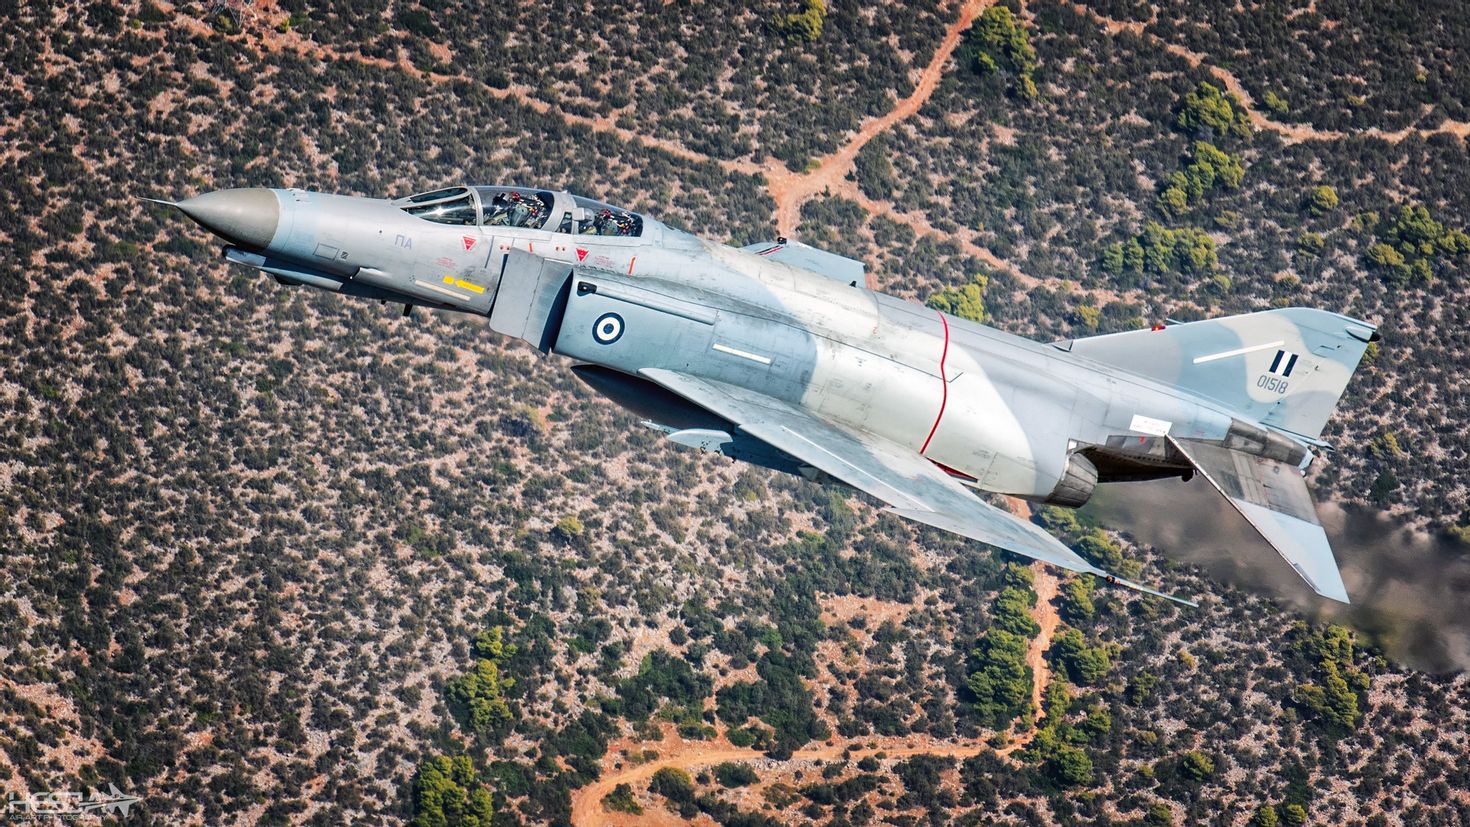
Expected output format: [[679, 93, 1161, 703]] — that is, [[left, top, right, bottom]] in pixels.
[[712, 343, 773, 365], [1192, 340, 1285, 364], [412, 279, 468, 300]]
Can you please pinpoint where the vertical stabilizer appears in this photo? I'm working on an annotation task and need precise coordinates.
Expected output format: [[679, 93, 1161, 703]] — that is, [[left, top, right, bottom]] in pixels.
[[1065, 308, 1379, 440]]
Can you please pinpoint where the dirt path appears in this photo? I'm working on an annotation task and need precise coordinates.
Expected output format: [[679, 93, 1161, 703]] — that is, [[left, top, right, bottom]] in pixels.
[[1057, 0, 1470, 145], [765, 0, 997, 234], [160, 0, 1053, 291], [155, 0, 1466, 312], [568, 738, 998, 826], [1026, 567, 1061, 716], [569, 559, 1063, 826]]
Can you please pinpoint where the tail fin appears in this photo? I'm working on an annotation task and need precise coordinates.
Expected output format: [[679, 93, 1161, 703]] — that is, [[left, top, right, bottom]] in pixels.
[[1062, 308, 1379, 440]]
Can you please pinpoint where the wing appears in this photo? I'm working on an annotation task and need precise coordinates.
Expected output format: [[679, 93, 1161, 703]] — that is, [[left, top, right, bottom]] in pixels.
[[642, 369, 1195, 605], [739, 239, 866, 285], [1169, 436, 1349, 602]]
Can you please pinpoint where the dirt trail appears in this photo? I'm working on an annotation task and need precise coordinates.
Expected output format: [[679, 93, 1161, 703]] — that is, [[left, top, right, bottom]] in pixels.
[[159, 0, 1466, 310], [568, 739, 996, 826], [569, 559, 1063, 826], [1058, 0, 1470, 145], [159, 0, 732, 173], [765, 0, 997, 234], [1026, 567, 1061, 716], [162, 0, 1050, 289]]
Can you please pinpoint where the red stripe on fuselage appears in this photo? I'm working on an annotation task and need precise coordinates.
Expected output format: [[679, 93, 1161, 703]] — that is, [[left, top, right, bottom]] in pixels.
[[919, 311, 950, 455], [930, 459, 976, 481]]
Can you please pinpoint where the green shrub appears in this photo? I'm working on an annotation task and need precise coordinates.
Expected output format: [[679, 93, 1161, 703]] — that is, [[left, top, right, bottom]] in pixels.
[[715, 761, 759, 788], [649, 767, 694, 803], [412, 755, 493, 827], [968, 6, 1038, 98], [601, 782, 642, 815]]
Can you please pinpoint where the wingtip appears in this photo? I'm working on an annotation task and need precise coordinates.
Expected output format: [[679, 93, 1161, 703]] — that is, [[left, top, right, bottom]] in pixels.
[[1099, 573, 1199, 607]]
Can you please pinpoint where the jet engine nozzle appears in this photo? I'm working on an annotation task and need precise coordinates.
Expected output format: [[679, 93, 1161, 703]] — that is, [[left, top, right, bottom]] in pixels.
[[176, 188, 280, 251], [1044, 452, 1098, 508]]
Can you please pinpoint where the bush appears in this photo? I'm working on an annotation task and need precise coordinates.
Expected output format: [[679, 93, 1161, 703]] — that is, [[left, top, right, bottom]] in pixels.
[[967, 6, 1038, 98], [1180, 751, 1215, 781], [1101, 222, 1218, 283], [715, 762, 759, 788], [1308, 185, 1339, 215], [412, 755, 493, 827], [1158, 142, 1244, 217], [1289, 623, 1367, 733], [716, 651, 829, 756], [446, 630, 517, 739], [601, 783, 642, 815], [1361, 204, 1470, 284], [1051, 628, 1111, 686], [773, 0, 825, 43], [926, 273, 989, 323], [1175, 81, 1252, 140], [649, 767, 695, 803], [1034, 730, 1092, 787], [967, 565, 1041, 727], [1059, 577, 1095, 625]]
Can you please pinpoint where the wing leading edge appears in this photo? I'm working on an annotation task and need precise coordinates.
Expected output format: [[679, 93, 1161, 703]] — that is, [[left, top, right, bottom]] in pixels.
[[640, 368, 1196, 606]]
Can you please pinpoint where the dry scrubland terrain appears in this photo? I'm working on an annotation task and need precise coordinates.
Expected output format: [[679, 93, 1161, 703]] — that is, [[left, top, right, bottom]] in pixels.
[[2, 0, 1469, 824]]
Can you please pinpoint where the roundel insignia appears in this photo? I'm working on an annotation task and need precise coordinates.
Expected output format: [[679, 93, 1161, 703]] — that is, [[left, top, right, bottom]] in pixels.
[[592, 312, 624, 345]]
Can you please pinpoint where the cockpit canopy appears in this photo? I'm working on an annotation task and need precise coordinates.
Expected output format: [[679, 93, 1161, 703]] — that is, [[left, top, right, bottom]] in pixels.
[[557, 194, 643, 238], [393, 186, 643, 237], [394, 186, 481, 226], [476, 186, 555, 230]]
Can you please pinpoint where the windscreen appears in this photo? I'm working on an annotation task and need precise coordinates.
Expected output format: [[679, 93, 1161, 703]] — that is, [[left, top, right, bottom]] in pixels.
[[395, 187, 477, 226]]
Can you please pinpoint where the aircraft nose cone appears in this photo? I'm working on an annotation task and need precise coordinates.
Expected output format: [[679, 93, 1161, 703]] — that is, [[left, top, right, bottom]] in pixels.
[[176, 188, 279, 250]]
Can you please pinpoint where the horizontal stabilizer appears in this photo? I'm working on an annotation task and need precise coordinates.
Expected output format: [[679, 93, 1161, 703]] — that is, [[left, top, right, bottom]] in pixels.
[[1169, 436, 1349, 602]]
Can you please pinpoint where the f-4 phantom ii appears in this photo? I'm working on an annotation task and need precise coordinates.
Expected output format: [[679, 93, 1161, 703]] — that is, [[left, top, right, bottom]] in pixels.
[[157, 184, 1382, 605]]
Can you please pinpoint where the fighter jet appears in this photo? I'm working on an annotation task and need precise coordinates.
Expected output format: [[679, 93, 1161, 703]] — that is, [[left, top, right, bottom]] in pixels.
[[156, 185, 1381, 605]]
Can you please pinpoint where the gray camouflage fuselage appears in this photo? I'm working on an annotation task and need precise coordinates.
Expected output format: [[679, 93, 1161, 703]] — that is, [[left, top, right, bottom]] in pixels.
[[163, 185, 1379, 603]]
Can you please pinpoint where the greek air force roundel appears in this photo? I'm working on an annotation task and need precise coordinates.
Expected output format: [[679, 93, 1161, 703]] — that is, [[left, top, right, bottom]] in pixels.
[[592, 312, 625, 345]]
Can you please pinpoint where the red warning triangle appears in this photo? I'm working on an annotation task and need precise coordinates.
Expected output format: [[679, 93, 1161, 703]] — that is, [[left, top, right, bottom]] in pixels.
[[462, 236, 477, 251], [576, 248, 589, 261]]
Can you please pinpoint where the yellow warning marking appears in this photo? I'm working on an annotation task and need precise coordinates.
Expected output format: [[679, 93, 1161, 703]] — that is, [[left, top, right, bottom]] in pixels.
[[440, 275, 485, 294]]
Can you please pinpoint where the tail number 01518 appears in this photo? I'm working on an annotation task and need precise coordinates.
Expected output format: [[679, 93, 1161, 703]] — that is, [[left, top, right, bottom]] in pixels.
[[1257, 374, 1289, 394]]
